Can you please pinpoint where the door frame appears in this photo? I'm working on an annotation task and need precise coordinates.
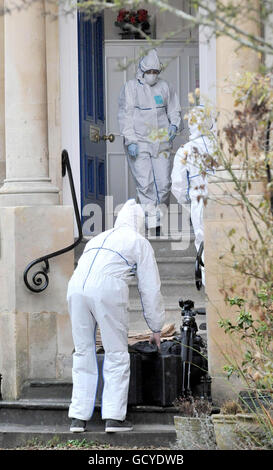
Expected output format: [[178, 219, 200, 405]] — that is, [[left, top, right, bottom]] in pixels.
[[59, 11, 81, 236], [59, 13, 217, 236]]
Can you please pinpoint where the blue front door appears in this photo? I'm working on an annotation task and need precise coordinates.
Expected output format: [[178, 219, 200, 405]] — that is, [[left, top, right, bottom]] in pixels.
[[78, 12, 106, 235]]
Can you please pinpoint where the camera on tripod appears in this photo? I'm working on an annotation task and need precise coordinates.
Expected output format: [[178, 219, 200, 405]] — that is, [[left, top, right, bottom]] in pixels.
[[179, 299, 195, 312], [179, 298, 211, 399], [179, 299, 199, 335]]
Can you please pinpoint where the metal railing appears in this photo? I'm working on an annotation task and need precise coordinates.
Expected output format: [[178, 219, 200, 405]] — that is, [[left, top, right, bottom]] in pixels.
[[23, 150, 83, 293]]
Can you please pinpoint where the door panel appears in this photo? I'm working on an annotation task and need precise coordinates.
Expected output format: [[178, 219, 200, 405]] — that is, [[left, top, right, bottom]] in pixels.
[[105, 49, 136, 210], [78, 13, 106, 235]]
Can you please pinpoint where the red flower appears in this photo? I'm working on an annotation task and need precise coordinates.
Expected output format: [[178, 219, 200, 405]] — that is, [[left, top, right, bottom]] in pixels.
[[116, 9, 128, 23], [115, 8, 149, 30], [137, 9, 148, 22]]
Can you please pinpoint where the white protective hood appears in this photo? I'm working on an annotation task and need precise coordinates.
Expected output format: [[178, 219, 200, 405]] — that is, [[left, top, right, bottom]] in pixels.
[[114, 199, 145, 236], [188, 105, 213, 141], [136, 49, 162, 83], [171, 105, 215, 205]]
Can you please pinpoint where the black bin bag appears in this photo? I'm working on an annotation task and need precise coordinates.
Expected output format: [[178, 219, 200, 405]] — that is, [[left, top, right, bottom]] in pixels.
[[141, 354, 182, 406], [95, 353, 143, 406], [129, 337, 208, 406], [95, 335, 208, 408]]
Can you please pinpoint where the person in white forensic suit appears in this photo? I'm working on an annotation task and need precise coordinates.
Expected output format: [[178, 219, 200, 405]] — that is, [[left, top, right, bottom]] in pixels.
[[118, 49, 181, 231], [67, 199, 165, 434], [171, 106, 215, 283]]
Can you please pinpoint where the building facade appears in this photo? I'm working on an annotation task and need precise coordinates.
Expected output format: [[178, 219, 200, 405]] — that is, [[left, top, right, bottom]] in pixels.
[[0, 1, 262, 403]]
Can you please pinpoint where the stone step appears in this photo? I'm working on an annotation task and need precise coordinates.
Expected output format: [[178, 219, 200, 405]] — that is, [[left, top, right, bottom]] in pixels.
[[128, 279, 204, 303], [149, 235, 196, 258], [0, 399, 178, 448], [20, 381, 73, 400], [128, 300, 206, 315], [127, 307, 207, 337], [128, 278, 206, 334], [156, 257, 196, 280], [0, 400, 179, 426], [0, 422, 176, 449], [74, 233, 197, 265]]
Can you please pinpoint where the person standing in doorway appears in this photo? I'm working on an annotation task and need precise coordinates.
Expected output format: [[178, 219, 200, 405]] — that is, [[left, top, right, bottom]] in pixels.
[[118, 49, 181, 234]]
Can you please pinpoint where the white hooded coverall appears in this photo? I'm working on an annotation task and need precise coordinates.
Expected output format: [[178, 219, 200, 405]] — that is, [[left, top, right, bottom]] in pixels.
[[67, 199, 165, 422], [118, 49, 181, 227], [171, 106, 215, 252]]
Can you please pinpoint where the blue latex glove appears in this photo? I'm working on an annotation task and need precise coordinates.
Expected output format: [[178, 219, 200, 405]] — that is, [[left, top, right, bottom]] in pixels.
[[168, 124, 177, 142], [128, 143, 139, 158]]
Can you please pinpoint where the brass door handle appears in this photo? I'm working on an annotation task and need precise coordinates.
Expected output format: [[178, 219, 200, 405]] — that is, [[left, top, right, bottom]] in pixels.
[[89, 126, 115, 143], [89, 125, 100, 143], [102, 134, 115, 143]]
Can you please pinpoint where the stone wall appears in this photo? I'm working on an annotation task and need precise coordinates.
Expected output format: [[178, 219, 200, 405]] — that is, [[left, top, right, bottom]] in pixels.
[[0, 3, 74, 399], [0, 0, 5, 186]]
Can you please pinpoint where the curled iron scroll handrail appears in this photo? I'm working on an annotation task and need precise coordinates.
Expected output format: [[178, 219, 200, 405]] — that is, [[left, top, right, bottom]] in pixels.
[[23, 150, 83, 293], [195, 241, 204, 291]]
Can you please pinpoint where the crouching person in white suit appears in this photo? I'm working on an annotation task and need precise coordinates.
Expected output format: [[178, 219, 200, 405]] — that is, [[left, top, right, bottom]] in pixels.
[[171, 105, 215, 284], [67, 199, 165, 433]]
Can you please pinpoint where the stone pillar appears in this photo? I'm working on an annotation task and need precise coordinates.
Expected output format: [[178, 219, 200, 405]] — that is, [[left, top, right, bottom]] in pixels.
[[0, 2, 74, 399], [0, 0, 5, 185], [204, 2, 261, 404], [216, 1, 260, 123], [0, 1, 59, 205]]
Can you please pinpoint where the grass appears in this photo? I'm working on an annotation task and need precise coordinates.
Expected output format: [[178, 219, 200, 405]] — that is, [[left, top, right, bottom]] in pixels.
[[12, 436, 170, 451]]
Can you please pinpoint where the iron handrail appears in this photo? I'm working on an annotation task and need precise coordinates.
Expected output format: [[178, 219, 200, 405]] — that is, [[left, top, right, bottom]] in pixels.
[[23, 150, 83, 293]]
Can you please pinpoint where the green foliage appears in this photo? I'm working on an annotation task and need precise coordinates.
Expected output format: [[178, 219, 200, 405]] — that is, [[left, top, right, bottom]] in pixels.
[[218, 289, 273, 391], [173, 396, 212, 417], [221, 400, 242, 415], [209, 73, 273, 395], [24, 437, 111, 450], [55, 439, 97, 449], [209, 71, 273, 448]]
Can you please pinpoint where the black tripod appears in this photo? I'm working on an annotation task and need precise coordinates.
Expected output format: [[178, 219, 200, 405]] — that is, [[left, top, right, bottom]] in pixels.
[[195, 241, 204, 291], [179, 299, 206, 397]]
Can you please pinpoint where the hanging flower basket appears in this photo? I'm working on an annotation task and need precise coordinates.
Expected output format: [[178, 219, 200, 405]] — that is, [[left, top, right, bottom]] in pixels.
[[115, 9, 150, 39]]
